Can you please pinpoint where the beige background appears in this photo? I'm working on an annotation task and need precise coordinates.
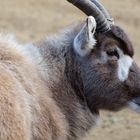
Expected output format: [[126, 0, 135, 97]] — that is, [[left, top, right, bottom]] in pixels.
[[0, 0, 140, 140]]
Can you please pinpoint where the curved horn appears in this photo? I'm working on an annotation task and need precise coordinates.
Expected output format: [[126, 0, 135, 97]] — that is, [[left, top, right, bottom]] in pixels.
[[67, 0, 111, 32], [90, 0, 114, 24]]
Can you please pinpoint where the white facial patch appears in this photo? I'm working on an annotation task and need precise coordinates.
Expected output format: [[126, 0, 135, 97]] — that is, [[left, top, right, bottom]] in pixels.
[[117, 49, 133, 82], [128, 101, 140, 114]]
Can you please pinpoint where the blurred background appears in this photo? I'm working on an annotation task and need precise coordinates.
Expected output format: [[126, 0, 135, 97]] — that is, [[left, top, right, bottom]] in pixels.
[[0, 0, 140, 140]]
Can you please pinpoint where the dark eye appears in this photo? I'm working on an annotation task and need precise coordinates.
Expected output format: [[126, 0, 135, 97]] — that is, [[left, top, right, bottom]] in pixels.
[[106, 48, 120, 59]]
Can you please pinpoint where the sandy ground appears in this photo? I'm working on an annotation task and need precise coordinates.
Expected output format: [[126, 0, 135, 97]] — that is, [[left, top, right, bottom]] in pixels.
[[0, 0, 140, 140]]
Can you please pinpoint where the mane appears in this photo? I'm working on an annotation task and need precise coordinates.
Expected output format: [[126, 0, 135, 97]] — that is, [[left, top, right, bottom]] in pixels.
[[44, 22, 84, 52]]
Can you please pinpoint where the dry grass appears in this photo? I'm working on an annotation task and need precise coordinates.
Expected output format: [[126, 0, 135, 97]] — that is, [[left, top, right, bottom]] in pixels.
[[0, 0, 140, 139]]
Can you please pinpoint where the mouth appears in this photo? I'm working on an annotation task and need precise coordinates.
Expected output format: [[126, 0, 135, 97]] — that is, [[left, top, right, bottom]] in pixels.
[[128, 98, 140, 113]]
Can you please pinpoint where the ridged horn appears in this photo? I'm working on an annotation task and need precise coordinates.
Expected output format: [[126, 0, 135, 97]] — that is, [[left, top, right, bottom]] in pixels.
[[67, 0, 111, 32], [90, 0, 114, 24]]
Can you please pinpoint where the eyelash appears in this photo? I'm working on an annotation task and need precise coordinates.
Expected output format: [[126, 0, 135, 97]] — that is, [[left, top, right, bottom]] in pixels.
[[106, 49, 120, 59]]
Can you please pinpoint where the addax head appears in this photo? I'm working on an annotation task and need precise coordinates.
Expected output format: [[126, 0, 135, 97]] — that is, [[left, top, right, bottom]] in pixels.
[[68, 0, 140, 113]]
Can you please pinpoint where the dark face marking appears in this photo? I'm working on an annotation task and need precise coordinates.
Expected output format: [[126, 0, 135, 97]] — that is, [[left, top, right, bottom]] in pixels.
[[109, 25, 134, 57]]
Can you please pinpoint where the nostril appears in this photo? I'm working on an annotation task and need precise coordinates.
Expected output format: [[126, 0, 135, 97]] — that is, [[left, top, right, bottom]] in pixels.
[[130, 68, 135, 73]]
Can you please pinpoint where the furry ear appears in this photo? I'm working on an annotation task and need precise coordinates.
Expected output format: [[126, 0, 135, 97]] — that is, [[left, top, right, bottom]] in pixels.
[[73, 16, 97, 56]]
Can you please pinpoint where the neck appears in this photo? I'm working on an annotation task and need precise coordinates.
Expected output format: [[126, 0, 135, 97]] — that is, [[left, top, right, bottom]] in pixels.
[[65, 47, 86, 102], [37, 43, 96, 139], [33, 27, 99, 139]]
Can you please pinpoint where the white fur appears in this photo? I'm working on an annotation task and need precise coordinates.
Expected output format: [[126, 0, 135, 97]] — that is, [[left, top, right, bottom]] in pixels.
[[73, 24, 88, 56], [87, 16, 97, 48], [118, 49, 133, 81], [74, 16, 96, 56], [128, 101, 140, 113], [23, 43, 43, 65], [0, 34, 43, 66], [0, 34, 18, 48]]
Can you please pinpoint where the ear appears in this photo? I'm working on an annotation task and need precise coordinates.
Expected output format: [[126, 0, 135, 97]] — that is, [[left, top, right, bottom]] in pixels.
[[73, 16, 97, 56]]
